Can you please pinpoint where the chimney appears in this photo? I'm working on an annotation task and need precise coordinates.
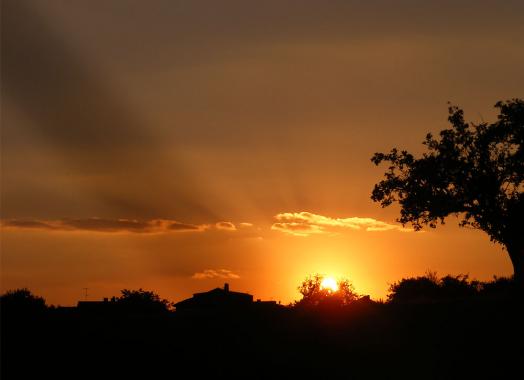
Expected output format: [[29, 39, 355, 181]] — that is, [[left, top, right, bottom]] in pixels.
[[224, 283, 229, 292]]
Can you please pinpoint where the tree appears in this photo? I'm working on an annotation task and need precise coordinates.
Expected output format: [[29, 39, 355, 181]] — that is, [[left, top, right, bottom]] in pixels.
[[387, 272, 479, 303], [295, 274, 359, 308], [371, 99, 524, 283], [387, 272, 441, 303], [116, 288, 172, 313], [0, 288, 47, 315]]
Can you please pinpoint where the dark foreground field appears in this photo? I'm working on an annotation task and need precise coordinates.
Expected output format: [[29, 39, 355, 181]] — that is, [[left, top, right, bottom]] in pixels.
[[2, 296, 523, 379]]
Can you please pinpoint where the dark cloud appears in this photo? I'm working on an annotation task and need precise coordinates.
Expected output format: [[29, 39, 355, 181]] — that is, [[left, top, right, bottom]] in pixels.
[[1, 218, 206, 234], [2, 219, 59, 230], [167, 221, 203, 231], [0, 217, 258, 234], [62, 218, 152, 233]]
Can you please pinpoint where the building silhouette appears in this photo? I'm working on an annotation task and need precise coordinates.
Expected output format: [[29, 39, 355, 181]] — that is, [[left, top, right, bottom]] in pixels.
[[174, 283, 254, 312], [76, 297, 118, 314]]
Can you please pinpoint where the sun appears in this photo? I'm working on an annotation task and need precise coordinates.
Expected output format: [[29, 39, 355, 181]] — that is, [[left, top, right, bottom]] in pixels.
[[320, 277, 338, 293]]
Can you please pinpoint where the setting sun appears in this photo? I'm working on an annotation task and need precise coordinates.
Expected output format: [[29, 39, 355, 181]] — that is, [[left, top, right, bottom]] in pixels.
[[320, 277, 339, 293]]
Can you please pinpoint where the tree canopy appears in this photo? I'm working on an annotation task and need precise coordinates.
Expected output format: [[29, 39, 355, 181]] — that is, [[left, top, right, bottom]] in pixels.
[[116, 288, 172, 313], [295, 274, 359, 308], [371, 99, 524, 281], [0, 288, 47, 316], [387, 272, 516, 303]]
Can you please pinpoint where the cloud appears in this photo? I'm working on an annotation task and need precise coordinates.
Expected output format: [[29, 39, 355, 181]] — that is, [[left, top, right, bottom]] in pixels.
[[215, 221, 237, 231], [61, 218, 152, 232], [1, 218, 259, 234], [1, 218, 206, 234], [271, 222, 326, 237], [1, 219, 61, 230], [271, 212, 413, 236], [192, 269, 240, 280], [167, 221, 205, 231]]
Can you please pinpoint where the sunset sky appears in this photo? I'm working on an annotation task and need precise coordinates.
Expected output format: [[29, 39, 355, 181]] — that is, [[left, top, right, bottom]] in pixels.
[[2, 0, 523, 305]]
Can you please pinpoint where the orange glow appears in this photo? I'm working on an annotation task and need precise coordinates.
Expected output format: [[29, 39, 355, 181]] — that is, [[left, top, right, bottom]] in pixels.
[[1, 1, 518, 307], [320, 277, 338, 293]]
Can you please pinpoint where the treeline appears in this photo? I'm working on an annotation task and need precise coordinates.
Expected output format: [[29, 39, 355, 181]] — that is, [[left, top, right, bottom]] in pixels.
[[2, 273, 522, 379], [0, 287, 173, 315], [1, 273, 519, 316], [387, 271, 518, 303]]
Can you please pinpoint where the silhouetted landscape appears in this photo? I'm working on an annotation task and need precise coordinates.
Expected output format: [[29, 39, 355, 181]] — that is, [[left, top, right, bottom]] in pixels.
[[2, 274, 523, 379], [4, 99, 522, 378], [2, 1, 523, 379]]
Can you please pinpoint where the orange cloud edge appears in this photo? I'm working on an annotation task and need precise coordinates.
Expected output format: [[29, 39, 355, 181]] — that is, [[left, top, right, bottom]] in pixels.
[[1, 212, 411, 236], [270, 212, 413, 236]]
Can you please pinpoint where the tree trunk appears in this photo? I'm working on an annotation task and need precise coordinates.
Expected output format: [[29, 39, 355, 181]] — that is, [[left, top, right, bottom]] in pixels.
[[507, 241, 524, 287]]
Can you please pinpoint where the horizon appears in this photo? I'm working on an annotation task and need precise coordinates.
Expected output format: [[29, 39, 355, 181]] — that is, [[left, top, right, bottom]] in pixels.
[[2, 0, 522, 306], [14, 270, 515, 308]]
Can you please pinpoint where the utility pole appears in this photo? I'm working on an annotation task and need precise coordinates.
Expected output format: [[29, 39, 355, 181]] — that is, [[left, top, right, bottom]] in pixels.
[[82, 287, 89, 301]]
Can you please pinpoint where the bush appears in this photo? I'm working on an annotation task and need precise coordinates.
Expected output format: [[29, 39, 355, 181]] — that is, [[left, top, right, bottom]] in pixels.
[[1, 288, 47, 316], [116, 288, 172, 313], [387, 272, 481, 303]]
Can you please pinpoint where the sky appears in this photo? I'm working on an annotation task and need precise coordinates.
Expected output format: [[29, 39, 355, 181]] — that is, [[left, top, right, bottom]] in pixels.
[[2, 0, 523, 305]]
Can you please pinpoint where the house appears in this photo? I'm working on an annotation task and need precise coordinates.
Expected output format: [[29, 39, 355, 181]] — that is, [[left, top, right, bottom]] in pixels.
[[174, 283, 254, 312], [76, 297, 117, 314]]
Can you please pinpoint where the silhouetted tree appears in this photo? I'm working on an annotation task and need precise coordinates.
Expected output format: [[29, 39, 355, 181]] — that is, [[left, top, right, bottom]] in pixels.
[[439, 274, 479, 299], [116, 288, 172, 313], [371, 99, 524, 282], [387, 272, 441, 303], [388, 272, 481, 303], [0, 288, 47, 315], [479, 276, 516, 297], [295, 274, 359, 308]]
